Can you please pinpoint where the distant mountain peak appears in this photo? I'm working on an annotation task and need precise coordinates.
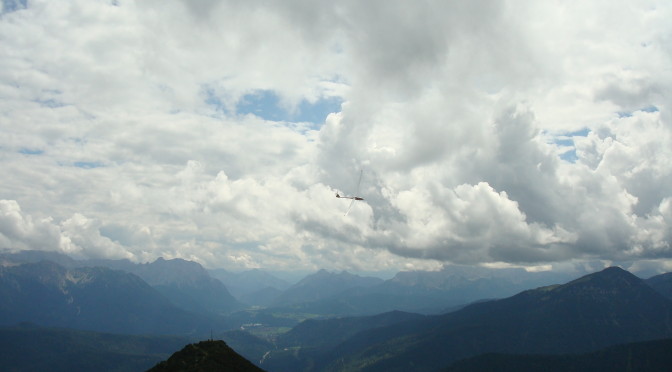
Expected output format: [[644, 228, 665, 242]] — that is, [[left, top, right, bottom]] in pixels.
[[271, 269, 384, 307], [138, 257, 210, 285], [148, 257, 204, 270], [296, 269, 382, 286], [588, 265, 632, 278], [560, 266, 643, 291]]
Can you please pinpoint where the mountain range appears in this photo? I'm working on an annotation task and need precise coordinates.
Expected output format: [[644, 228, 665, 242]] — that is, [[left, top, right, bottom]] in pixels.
[[4, 249, 672, 371], [1, 250, 243, 315], [261, 266, 672, 371], [253, 265, 577, 316], [0, 249, 583, 317], [0, 260, 225, 335]]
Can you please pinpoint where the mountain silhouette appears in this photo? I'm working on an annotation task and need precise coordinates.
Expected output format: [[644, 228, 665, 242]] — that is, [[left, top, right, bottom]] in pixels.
[[147, 340, 265, 372]]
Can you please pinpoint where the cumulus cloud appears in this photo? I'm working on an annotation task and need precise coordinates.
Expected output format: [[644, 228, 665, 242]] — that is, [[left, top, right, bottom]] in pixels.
[[0, 199, 131, 260], [0, 200, 63, 252], [1, 0, 671, 272], [60, 213, 133, 259]]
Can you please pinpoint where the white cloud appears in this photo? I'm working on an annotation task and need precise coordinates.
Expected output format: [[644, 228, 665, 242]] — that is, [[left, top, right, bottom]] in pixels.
[[0, 200, 63, 252], [0, 199, 131, 259], [378, 181, 577, 263], [60, 213, 133, 259], [1, 0, 671, 272]]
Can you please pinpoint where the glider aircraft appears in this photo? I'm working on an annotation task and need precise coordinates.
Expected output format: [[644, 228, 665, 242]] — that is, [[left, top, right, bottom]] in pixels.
[[336, 170, 364, 216]]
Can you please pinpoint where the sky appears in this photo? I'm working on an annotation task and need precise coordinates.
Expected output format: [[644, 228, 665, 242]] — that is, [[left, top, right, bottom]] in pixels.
[[1, 0, 671, 275]]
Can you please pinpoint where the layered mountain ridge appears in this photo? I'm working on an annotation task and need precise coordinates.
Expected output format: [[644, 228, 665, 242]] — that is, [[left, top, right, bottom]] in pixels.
[[261, 266, 672, 371], [0, 260, 224, 335], [4, 249, 672, 371]]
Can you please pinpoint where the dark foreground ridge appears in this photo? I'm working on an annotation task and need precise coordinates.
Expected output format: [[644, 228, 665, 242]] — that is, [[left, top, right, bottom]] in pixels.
[[444, 338, 672, 372], [147, 340, 265, 372]]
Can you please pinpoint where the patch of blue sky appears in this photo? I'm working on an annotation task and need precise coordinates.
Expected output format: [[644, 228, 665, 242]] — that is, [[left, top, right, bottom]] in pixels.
[[560, 149, 579, 163], [236, 89, 342, 125], [641, 105, 659, 113], [295, 96, 343, 124], [551, 128, 589, 163], [618, 105, 659, 118], [73, 161, 104, 169], [553, 138, 574, 147], [1, 0, 28, 14], [236, 90, 285, 121], [19, 148, 44, 155]]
